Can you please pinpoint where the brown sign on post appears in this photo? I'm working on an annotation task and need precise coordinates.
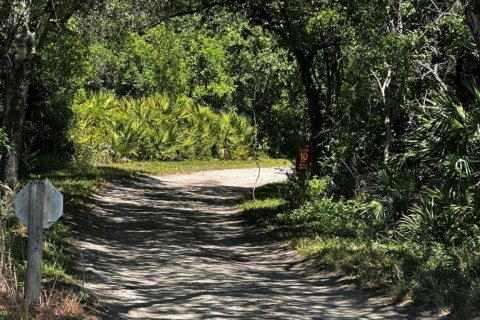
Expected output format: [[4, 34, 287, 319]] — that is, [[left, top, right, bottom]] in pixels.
[[296, 147, 312, 171]]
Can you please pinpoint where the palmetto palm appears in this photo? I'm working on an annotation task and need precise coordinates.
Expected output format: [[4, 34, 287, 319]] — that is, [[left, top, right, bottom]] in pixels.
[[402, 86, 480, 199], [71, 91, 254, 162], [396, 84, 480, 246]]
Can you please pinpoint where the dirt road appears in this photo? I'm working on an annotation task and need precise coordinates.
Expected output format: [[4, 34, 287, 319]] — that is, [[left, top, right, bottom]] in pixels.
[[80, 168, 411, 319]]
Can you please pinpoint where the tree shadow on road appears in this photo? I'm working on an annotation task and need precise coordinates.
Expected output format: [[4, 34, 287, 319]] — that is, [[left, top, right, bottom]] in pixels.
[[78, 175, 430, 319]]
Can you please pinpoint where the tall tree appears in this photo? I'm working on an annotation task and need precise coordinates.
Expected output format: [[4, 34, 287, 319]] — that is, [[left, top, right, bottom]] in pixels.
[[148, 0, 348, 174], [0, 1, 96, 188], [241, 1, 348, 174], [462, 0, 480, 50]]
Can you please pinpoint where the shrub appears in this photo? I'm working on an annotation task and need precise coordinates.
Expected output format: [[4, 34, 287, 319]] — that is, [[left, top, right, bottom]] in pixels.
[[307, 176, 332, 200], [399, 188, 480, 247], [283, 198, 366, 237], [70, 91, 254, 162]]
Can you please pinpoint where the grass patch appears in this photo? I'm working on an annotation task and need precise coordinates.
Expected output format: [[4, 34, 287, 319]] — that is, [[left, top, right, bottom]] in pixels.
[[290, 236, 421, 290], [241, 199, 287, 230], [240, 181, 301, 239], [107, 158, 290, 176], [239, 181, 480, 315]]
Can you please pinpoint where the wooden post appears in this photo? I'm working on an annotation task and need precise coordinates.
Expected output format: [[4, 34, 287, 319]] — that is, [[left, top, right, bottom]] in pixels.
[[299, 171, 306, 205], [296, 147, 311, 205], [25, 182, 45, 306], [15, 180, 63, 309]]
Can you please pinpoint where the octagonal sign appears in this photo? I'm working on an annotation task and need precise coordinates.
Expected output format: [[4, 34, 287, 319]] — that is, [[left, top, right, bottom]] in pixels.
[[15, 180, 64, 229]]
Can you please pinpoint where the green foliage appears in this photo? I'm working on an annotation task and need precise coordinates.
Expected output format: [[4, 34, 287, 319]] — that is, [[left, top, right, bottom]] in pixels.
[[241, 177, 480, 312], [222, 21, 307, 156], [388, 87, 480, 246], [18, 19, 91, 162], [307, 176, 332, 200], [85, 25, 188, 98], [0, 129, 10, 154], [399, 188, 480, 247], [401, 90, 480, 191], [184, 30, 236, 108], [71, 91, 254, 162], [3, 0, 480, 314], [366, 169, 417, 225], [70, 11, 305, 157], [283, 198, 366, 237]]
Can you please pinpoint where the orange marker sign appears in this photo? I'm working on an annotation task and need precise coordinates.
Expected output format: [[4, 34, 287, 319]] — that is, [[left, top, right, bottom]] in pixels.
[[296, 147, 312, 171]]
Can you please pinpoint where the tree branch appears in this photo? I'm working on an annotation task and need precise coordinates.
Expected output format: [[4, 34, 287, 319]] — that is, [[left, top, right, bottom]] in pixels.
[[140, 0, 236, 30], [462, 0, 480, 50]]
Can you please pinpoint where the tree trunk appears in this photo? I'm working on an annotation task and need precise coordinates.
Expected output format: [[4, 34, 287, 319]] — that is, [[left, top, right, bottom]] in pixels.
[[464, 0, 480, 50], [0, 1, 35, 188], [371, 67, 392, 164], [293, 49, 325, 176], [324, 43, 342, 127], [383, 100, 391, 164], [0, 57, 32, 188]]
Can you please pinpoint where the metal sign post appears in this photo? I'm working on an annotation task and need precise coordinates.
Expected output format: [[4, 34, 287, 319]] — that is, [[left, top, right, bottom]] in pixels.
[[15, 180, 63, 307], [296, 147, 312, 205]]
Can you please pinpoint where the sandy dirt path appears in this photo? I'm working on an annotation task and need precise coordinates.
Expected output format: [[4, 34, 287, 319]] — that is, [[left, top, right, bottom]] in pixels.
[[80, 168, 414, 319]]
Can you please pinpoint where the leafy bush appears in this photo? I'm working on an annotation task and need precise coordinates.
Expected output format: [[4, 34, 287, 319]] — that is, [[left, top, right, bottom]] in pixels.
[[283, 198, 366, 237], [71, 91, 254, 162], [399, 188, 480, 247], [392, 86, 480, 246], [0, 129, 10, 154], [359, 86, 480, 310], [307, 176, 332, 200], [366, 169, 417, 226]]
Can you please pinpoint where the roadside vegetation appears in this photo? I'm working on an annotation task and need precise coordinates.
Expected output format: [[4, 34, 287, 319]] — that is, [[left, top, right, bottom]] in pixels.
[[242, 155, 480, 316], [72, 92, 255, 163], [1, 0, 480, 318]]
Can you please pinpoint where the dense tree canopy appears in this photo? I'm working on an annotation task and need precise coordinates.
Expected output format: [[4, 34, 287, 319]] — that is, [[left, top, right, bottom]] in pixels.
[[0, 0, 102, 187], [1, 0, 478, 182]]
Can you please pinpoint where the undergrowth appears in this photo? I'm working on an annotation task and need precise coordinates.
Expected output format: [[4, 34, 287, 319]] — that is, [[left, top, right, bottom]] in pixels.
[[239, 178, 480, 316], [71, 92, 255, 162]]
